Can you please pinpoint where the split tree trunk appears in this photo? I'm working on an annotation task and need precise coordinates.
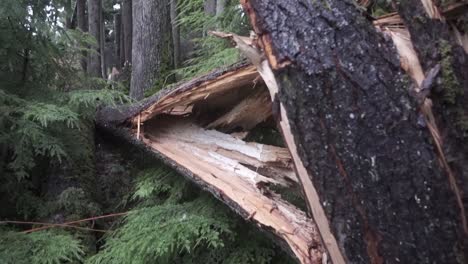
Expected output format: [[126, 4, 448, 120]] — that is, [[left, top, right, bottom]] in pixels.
[[394, 0, 468, 241], [122, 0, 133, 65], [130, 0, 167, 100], [87, 0, 102, 77], [242, 0, 464, 263], [77, 0, 87, 71]]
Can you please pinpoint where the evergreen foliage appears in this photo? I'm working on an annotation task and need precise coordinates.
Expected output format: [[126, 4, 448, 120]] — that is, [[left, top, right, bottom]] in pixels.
[[1, 1, 294, 263], [88, 168, 294, 264], [174, 0, 250, 79], [0, 229, 84, 264]]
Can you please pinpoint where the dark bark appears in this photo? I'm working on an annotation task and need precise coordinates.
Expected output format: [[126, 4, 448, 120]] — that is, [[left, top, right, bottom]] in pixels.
[[77, 0, 87, 71], [119, 10, 125, 67], [170, 0, 180, 69], [114, 13, 122, 69], [65, 0, 73, 29], [100, 1, 106, 78], [77, 0, 87, 31], [87, 0, 102, 77], [122, 0, 133, 65], [394, 0, 468, 245], [130, 0, 167, 100], [243, 0, 463, 263]]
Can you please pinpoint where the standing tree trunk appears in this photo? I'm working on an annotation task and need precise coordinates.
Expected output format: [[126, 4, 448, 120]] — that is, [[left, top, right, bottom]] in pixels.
[[170, 0, 180, 69], [130, 0, 167, 100], [204, 0, 216, 15], [241, 0, 464, 263], [216, 0, 226, 16], [100, 2, 106, 78], [122, 0, 133, 65], [119, 12, 125, 68], [77, 0, 87, 71], [114, 13, 122, 70], [87, 0, 102, 77], [65, 0, 73, 29]]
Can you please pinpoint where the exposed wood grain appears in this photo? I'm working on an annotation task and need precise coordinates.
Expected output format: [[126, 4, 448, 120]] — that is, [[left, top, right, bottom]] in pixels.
[[138, 117, 323, 263]]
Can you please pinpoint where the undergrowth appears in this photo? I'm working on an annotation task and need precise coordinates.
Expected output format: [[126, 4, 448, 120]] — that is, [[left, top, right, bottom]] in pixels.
[[88, 167, 294, 264]]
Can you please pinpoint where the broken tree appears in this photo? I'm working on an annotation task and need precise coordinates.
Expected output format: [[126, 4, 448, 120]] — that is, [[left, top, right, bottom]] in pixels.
[[97, 63, 325, 263], [240, 0, 466, 263], [98, 1, 468, 263]]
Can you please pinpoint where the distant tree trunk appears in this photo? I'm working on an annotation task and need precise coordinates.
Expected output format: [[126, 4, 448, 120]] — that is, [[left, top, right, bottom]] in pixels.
[[87, 0, 102, 77], [170, 0, 180, 69], [114, 13, 122, 69], [130, 0, 167, 100], [242, 0, 465, 263], [100, 2, 106, 78], [119, 11, 125, 67], [216, 0, 226, 16], [122, 0, 133, 65], [65, 0, 73, 29], [77, 0, 87, 71], [204, 0, 216, 15]]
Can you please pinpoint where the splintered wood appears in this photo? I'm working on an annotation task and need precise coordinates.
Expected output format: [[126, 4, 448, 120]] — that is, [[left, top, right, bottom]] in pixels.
[[206, 89, 272, 131], [137, 118, 322, 264], [136, 65, 259, 123], [128, 65, 323, 263]]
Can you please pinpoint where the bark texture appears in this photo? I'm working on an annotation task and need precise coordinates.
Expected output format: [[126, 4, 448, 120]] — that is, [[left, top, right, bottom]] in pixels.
[[394, 0, 468, 242], [170, 0, 180, 69], [114, 13, 122, 69], [87, 0, 102, 77], [122, 0, 132, 65], [99, 1, 106, 78], [204, 0, 216, 15], [130, 0, 167, 100], [216, 0, 226, 16], [77, 0, 87, 71], [243, 0, 463, 263]]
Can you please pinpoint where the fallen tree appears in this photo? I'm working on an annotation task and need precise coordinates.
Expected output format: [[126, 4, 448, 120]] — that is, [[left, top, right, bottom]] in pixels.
[[97, 1, 468, 263], [97, 63, 325, 263]]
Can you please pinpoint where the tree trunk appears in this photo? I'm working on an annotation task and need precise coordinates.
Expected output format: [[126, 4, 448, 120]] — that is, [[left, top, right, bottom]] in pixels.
[[130, 0, 166, 100], [204, 0, 216, 15], [170, 0, 180, 69], [87, 0, 102, 77], [65, 0, 73, 29], [77, 0, 87, 71], [114, 13, 122, 70], [394, 0, 468, 245], [122, 0, 133, 65], [100, 2, 106, 78], [216, 0, 226, 16], [241, 0, 464, 263]]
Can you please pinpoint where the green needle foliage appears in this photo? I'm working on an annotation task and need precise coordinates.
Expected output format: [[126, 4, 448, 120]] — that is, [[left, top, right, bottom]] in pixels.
[[0, 229, 84, 264], [88, 168, 294, 264], [174, 0, 250, 80]]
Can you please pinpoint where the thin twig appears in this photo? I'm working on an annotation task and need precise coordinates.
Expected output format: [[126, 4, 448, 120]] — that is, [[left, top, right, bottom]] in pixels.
[[17, 212, 128, 234], [1, 220, 107, 233]]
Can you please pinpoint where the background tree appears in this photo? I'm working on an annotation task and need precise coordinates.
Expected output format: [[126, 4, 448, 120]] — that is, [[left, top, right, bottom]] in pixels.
[[88, 0, 102, 77], [77, 0, 88, 71], [130, 0, 169, 99], [122, 0, 132, 65]]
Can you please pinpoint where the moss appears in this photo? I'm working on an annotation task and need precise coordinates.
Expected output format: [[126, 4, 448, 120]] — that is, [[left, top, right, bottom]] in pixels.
[[440, 39, 462, 105]]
